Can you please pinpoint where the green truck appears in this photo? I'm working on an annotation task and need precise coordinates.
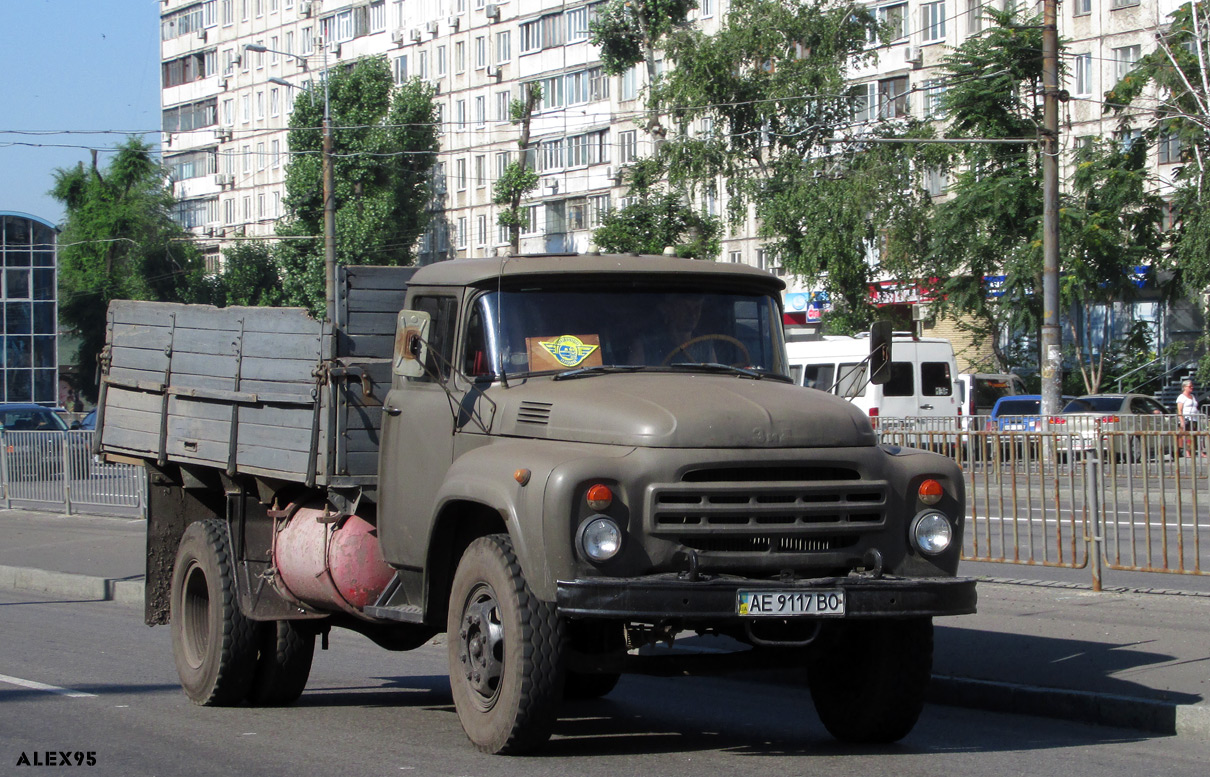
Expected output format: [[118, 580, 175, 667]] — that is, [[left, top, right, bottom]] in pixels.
[[98, 253, 975, 754]]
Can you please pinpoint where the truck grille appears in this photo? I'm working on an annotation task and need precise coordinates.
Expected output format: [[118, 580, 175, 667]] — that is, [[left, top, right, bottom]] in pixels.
[[648, 465, 887, 553]]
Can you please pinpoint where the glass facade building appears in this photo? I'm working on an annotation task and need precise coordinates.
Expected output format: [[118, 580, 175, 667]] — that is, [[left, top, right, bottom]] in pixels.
[[0, 213, 58, 405]]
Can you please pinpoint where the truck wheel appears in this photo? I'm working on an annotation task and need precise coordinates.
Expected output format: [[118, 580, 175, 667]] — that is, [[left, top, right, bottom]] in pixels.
[[169, 519, 258, 706], [447, 534, 566, 754], [247, 620, 315, 706], [806, 617, 933, 744]]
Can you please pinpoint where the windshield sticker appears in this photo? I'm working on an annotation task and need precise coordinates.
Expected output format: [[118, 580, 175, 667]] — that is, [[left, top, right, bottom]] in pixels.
[[527, 335, 603, 370]]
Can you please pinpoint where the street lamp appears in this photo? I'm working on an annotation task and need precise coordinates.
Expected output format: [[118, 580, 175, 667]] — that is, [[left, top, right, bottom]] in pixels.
[[245, 42, 337, 321]]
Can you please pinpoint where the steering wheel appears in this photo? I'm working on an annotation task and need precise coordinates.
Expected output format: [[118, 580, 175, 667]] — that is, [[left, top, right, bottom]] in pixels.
[[662, 334, 751, 367]]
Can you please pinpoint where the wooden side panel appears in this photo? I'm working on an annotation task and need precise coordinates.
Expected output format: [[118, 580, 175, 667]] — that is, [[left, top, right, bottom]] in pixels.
[[100, 267, 414, 486]]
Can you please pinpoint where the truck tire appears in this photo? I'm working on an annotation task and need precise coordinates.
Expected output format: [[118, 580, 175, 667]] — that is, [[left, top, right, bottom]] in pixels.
[[247, 620, 315, 706], [169, 519, 258, 706], [447, 534, 566, 754], [806, 617, 933, 744]]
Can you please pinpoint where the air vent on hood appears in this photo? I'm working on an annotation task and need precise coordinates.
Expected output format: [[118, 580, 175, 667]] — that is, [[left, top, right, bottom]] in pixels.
[[517, 401, 553, 426]]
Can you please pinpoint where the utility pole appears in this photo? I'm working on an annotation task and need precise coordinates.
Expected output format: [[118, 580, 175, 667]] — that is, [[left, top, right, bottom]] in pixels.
[[1040, 0, 1062, 417]]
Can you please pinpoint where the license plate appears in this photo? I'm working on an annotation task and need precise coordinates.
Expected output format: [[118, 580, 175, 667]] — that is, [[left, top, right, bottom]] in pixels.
[[737, 590, 845, 617]]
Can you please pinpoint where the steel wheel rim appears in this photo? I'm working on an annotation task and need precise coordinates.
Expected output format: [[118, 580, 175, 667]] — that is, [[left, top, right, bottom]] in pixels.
[[457, 583, 505, 711], [181, 560, 211, 670]]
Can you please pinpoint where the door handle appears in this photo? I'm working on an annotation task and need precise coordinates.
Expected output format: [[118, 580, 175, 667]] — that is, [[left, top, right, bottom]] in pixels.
[[920, 404, 934, 410], [384, 405, 402, 416]]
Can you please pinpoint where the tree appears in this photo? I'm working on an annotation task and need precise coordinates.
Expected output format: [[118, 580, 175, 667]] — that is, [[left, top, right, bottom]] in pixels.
[[591, 159, 721, 258], [654, 0, 933, 330], [207, 241, 284, 308], [53, 137, 206, 401], [275, 57, 439, 314], [1105, 2, 1210, 377], [494, 86, 541, 253], [590, 0, 697, 139]]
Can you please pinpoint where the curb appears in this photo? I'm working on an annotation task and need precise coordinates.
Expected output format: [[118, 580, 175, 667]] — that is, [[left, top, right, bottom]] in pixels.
[[2, 566, 1208, 740], [929, 675, 1210, 738], [0, 565, 143, 606]]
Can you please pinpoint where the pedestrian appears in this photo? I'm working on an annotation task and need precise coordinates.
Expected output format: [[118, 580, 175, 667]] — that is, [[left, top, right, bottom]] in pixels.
[[1177, 379, 1200, 457]]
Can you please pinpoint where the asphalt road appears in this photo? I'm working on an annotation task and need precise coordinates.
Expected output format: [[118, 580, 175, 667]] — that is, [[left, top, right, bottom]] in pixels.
[[2, 590, 1208, 777]]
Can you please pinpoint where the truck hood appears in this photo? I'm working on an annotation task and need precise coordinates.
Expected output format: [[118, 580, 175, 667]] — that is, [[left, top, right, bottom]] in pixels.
[[488, 373, 877, 448]]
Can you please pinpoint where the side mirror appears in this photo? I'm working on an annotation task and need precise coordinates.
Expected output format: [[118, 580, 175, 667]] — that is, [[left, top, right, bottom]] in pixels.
[[393, 310, 431, 378], [868, 321, 893, 385]]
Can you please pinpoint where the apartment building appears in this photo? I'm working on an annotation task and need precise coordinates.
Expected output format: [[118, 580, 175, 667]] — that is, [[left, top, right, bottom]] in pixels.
[[159, 0, 1189, 302]]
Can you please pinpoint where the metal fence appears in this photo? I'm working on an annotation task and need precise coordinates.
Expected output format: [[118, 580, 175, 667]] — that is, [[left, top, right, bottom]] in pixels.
[[0, 430, 145, 518], [876, 415, 1210, 587]]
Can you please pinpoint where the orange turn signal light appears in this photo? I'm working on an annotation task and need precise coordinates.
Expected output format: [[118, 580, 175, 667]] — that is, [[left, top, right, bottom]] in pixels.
[[586, 483, 613, 511], [918, 479, 944, 505]]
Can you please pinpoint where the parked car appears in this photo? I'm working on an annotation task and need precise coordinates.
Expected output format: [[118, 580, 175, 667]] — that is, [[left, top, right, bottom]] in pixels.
[[1060, 394, 1177, 461], [985, 394, 1076, 459], [0, 403, 91, 480], [0, 404, 70, 479], [78, 409, 97, 431]]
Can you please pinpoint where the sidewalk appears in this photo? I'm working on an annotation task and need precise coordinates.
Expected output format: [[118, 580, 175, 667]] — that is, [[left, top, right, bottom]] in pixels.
[[1, 508, 1208, 738]]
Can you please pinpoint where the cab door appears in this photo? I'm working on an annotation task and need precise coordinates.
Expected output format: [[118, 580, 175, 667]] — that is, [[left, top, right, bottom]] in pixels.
[[377, 292, 459, 572]]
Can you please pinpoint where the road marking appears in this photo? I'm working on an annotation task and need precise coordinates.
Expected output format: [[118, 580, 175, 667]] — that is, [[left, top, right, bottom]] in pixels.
[[0, 673, 97, 698]]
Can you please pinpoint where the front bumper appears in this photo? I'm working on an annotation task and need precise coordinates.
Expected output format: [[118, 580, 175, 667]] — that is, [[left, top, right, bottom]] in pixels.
[[557, 574, 977, 621]]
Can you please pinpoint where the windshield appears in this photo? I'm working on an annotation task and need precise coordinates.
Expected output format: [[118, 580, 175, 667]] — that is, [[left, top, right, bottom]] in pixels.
[[0, 408, 68, 431], [995, 399, 1041, 416], [464, 286, 788, 379]]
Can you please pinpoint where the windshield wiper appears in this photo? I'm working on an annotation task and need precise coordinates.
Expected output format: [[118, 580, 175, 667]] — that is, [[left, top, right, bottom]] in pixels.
[[666, 362, 790, 381], [552, 364, 649, 381]]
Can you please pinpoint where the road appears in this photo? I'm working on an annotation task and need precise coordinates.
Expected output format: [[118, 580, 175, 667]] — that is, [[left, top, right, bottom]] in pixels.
[[2, 590, 1207, 777]]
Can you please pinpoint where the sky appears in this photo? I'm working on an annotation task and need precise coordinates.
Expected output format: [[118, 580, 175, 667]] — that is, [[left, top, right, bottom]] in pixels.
[[0, 0, 162, 226]]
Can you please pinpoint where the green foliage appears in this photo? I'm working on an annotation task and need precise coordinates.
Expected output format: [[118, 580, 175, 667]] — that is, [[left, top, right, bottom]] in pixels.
[[589, 0, 698, 76], [493, 163, 539, 226], [277, 57, 439, 314], [207, 241, 284, 308], [53, 137, 206, 400], [592, 163, 720, 258]]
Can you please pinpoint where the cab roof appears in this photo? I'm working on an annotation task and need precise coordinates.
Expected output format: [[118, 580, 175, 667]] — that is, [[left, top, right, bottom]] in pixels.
[[408, 253, 786, 291]]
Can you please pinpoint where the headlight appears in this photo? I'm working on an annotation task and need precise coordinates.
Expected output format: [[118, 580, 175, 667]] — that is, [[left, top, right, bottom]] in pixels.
[[911, 511, 953, 555], [578, 517, 622, 563]]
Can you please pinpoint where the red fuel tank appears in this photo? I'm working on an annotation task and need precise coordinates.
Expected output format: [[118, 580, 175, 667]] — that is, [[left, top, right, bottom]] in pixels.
[[272, 504, 396, 619]]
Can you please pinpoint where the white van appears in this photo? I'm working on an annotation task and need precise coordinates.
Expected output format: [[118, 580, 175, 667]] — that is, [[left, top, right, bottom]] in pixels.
[[786, 334, 960, 422]]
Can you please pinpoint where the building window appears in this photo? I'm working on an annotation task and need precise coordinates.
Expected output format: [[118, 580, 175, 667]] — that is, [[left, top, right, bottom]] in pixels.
[[475, 155, 486, 187], [475, 36, 486, 69], [922, 1, 946, 43], [567, 6, 591, 42], [567, 198, 588, 231], [1073, 52, 1093, 96], [393, 55, 408, 84], [271, 139, 280, 168], [923, 79, 946, 119], [620, 67, 638, 101], [457, 217, 467, 248], [496, 90, 511, 122], [540, 138, 565, 171], [1073, 0, 1091, 16], [1113, 45, 1141, 83], [878, 76, 909, 118], [618, 130, 637, 163], [879, 3, 908, 42], [966, 0, 983, 36], [700, 0, 714, 17], [496, 31, 511, 63], [456, 158, 467, 191], [1158, 132, 1182, 164], [370, 0, 386, 33], [588, 194, 610, 227], [456, 99, 466, 129], [418, 50, 429, 80], [925, 167, 948, 196], [1110, 0, 1139, 8], [455, 42, 465, 73], [475, 95, 486, 126], [729, 250, 742, 264], [437, 45, 447, 76], [476, 215, 488, 247], [521, 19, 542, 53]]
